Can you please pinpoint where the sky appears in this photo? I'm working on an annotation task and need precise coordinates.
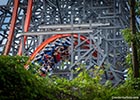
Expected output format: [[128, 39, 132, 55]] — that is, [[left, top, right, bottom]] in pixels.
[[0, 0, 8, 5], [0, 0, 8, 52]]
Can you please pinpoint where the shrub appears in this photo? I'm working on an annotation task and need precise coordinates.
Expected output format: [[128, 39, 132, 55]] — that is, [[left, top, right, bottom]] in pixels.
[[0, 56, 140, 100], [0, 56, 50, 100]]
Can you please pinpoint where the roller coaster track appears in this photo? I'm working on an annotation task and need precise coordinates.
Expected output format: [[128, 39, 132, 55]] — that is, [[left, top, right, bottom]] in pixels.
[[0, 0, 131, 86], [2, 0, 97, 78], [26, 33, 97, 69], [30, 34, 96, 61], [26, 33, 98, 78]]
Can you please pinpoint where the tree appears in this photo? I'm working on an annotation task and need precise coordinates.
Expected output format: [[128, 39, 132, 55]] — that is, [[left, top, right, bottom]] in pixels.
[[130, 0, 139, 78]]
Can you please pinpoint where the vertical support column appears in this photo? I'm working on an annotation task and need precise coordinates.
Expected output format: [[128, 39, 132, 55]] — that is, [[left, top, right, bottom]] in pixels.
[[89, 20, 92, 67], [70, 15, 74, 80], [12, 33, 16, 55], [21, 14, 25, 55], [70, 15, 74, 64], [104, 29, 109, 80], [21, 36, 24, 55], [38, 35, 43, 46], [4, 0, 19, 55], [43, 0, 46, 22], [105, 29, 109, 64], [17, 0, 33, 55], [39, 26, 43, 46], [77, 19, 81, 61], [113, 0, 117, 67], [113, 29, 116, 67], [118, 0, 121, 14], [37, 0, 46, 46], [82, 0, 86, 21], [78, 33, 81, 60]]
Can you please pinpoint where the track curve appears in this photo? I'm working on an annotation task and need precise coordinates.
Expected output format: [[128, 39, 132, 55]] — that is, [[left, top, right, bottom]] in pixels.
[[25, 34, 97, 69], [30, 34, 90, 60]]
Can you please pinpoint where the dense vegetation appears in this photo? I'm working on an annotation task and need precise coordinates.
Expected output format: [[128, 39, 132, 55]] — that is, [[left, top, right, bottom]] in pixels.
[[0, 56, 140, 100]]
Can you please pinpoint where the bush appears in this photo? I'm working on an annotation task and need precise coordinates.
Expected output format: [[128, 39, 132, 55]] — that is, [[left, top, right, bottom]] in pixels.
[[0, 56, 50, 100], [0, 56, 140, 100], [0, 56, 79, 100]]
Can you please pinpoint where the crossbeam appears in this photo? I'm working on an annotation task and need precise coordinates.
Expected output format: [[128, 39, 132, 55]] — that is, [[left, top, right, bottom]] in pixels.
[[20, 29, 93, 36], [38, 23, 110, 29]]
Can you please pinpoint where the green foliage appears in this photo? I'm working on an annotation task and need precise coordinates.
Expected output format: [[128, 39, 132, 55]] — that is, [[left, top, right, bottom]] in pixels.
[[0, 56, 140, 100], [121, 28, 140, 46], [122, 28, 132, 46], [125, 53, 133, 69], [136, 1, 140, 17], [0, 56, 52, 100], [122, 23, 140, 76], [51, 68, 140, 100]]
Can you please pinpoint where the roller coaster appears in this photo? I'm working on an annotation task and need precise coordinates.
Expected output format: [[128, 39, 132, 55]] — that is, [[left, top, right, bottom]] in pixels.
[[0, 0, 131, 86]]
